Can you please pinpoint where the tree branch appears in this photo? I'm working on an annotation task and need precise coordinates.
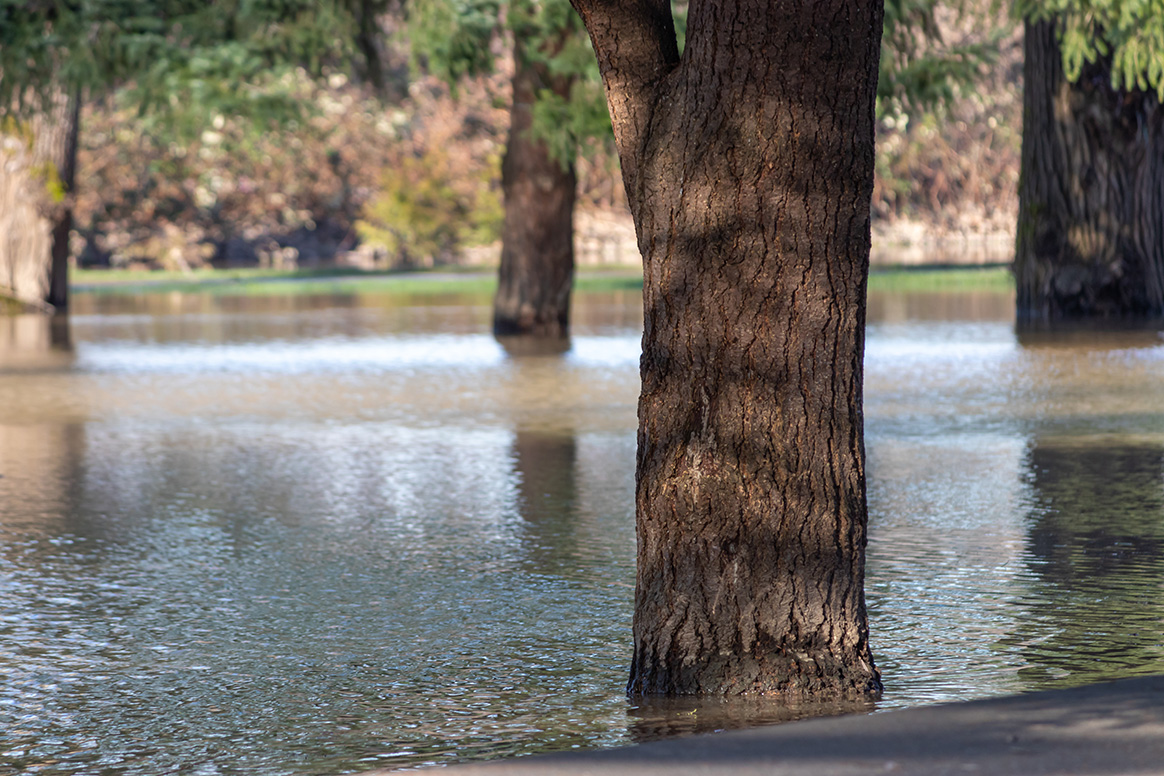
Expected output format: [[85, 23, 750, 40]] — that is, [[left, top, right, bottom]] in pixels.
[[568, 0, 680, 202]]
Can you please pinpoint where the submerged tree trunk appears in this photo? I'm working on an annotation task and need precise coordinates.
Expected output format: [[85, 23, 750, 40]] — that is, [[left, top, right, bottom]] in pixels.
[[1015, 19, 1164, 323], [492, 36, 578, 338], [572, 0, 883, 698], [0, 89, 80, 311]]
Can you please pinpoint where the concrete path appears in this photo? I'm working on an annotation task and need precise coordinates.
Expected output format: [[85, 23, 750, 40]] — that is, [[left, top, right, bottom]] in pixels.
[[405, 675, 1164, 775]]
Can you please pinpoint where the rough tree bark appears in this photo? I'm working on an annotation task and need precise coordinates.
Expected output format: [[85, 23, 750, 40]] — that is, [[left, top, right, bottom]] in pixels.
[[1015, 19, 1164, 323], [492, 34, 579, 338], [571, 0, 883, 697]]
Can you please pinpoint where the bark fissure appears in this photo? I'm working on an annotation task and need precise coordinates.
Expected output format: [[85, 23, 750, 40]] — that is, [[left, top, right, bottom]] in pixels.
[[574, 0, 881, 698]]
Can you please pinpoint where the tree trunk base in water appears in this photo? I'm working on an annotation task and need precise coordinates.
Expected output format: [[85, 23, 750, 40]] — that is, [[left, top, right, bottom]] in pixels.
[[629, 648, 883, 699], [572, 0, 883, 701], [491, 34, 577, 340], [1015, 19, 1164, 323]]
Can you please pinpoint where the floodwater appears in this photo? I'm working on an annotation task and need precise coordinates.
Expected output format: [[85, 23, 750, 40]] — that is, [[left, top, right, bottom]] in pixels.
[[1, 286, 1163, 775]]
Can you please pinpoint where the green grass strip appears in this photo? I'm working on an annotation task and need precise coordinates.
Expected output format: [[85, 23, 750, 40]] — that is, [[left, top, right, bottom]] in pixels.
[[70, 266, 648, 298], [867, 265, 1014, 292], [70, 264, 1012, 299]]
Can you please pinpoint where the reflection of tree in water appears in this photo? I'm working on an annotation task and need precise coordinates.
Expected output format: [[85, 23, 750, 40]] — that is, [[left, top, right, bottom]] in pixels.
[[507, 430, 879, 740], [626, 694, 873, 743], [0, 422, 84, 540], [496, 335, 572, 358], [1006, 440, 1164, 690], [1015, 323, 1164, 350], [510, 430, 579, 575], [0, 313, 72, 371]]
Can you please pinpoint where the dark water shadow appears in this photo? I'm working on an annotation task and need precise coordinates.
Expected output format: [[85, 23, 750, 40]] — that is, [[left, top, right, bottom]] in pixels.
[[496, 334, 572, 357], [1002, 438, 1164, 690], [1016, 319, 1164, 350], [0, 313, 73, 372], [625, 694, 874, 744], [510, 428, 580, 576]]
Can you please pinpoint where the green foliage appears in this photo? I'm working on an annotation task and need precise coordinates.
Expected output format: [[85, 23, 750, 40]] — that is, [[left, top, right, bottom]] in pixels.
[[1017, 0, 1164, 99], [461, 160, 506, 247], [529, 80, 612, 167], [31, 162, 67, 204], [406, 0, 613, 165], [412, 0, 998, 155], [879, 0, 1003, 119], [0, 0, 359, 129], [517, 0, 613, 167], [407, 0, 502, 83], [357, 147, 502, 266]]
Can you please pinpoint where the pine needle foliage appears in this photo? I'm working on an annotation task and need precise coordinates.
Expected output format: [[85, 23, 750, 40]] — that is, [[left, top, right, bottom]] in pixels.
[[409, 0, 1000, 148], [0, 0, 360, 130], [405, 0, 609, 165], [408, 0, 502, 84], [880, 0, 1004, 119]]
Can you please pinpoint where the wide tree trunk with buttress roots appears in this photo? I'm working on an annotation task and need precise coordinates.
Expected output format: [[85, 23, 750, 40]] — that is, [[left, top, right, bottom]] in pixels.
[[571, 0, 883, 697], [1015, 19, 1164, 322], [0, 88, 79, 310], [492, 35, 578, 338]]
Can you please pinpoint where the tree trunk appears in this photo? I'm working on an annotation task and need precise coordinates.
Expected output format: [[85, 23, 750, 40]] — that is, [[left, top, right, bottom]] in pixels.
[[0, 89, 79, 311], [492, 36, 578, 338], [572, 0, 883, 698], [1015, 19, 1164, 323], [1, 131, 52, 308], [35, 89, 81, 311]]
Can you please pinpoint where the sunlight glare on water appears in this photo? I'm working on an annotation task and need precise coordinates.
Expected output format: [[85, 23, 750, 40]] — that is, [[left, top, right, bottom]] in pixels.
[[1, 287, 1163, 775]]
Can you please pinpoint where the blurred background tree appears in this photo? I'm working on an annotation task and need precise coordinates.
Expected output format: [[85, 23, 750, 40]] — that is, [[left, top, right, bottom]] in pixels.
[[0, 0, 361, 310], [1, 0, 1027, 319], [1013, 0, 1164, 322], [405, 0, 608, 339], [407, 0, 1005, 339]]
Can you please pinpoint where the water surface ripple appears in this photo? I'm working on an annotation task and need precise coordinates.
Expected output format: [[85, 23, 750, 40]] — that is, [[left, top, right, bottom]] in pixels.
[[2, 289, 1163, 774]]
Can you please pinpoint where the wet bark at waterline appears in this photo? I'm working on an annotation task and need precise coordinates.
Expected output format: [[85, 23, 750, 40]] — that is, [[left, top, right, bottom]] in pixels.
[[492, 35, 578, 339], [572, 0, 883, 698], [1015, 19, 1164, 323]]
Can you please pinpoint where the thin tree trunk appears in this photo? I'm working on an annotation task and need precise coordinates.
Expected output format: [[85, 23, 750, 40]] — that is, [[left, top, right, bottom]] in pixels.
[[492, 36, 578, 339], [355, 0, 390, 97], [34, 89, 81, 311], [1015, 19, 1164, 323], [573, 0, 883, 698]]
